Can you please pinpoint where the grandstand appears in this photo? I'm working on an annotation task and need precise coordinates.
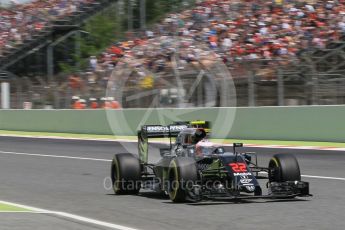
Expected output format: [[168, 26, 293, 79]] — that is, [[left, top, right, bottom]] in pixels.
[[0, 0, 117, 73], [2, 0, 345, 109], [90, 0, 345, 107]]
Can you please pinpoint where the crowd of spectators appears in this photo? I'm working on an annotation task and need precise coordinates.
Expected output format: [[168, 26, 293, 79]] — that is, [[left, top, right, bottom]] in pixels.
[[3, 0, 345, 71], [0, 0, 96, 56], [4, 0, 345, 108], [68, 0, 345, 109], [91, 0, 345, 74]]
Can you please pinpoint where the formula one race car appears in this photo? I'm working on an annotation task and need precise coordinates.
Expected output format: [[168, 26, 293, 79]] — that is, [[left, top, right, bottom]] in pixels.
[[110, 121, 311, 202]]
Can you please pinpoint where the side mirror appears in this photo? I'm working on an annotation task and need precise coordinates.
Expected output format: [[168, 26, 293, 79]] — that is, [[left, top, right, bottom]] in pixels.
[[244, 153, 252, 162], [244, 152, 257, 165]]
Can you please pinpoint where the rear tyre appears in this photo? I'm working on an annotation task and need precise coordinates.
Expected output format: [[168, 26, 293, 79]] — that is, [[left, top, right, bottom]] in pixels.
[[168, 157, 198, 203], [111, 153, 141, 195], [268, 154, 301, 182]]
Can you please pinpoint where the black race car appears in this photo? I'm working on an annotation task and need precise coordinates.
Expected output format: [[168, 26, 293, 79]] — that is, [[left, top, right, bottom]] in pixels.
[[110, 121, 311, 202]]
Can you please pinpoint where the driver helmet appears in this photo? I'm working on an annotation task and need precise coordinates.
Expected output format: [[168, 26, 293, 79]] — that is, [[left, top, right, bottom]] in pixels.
[[195, 140, 219, 157]]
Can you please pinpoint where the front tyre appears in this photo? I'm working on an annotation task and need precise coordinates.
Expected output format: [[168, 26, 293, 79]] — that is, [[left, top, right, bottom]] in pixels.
[[168, 157, 198, 203], [268, 154, 301, 182], [111, 153, 141, 195]]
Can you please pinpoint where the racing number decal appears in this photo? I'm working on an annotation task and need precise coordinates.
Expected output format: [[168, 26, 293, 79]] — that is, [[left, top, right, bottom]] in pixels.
[[229, 163, 247, 173]]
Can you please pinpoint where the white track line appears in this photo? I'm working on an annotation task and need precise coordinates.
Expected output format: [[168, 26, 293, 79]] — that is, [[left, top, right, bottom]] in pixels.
[[0, 150, 111, 162], [259, 172, 345, 181], [1, 150, 345, 182], [0, 200, 140, 230], [301, 175, 345, 181]]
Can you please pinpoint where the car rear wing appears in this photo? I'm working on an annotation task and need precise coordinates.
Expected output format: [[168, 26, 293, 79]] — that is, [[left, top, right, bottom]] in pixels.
[[138, 124, 189, 164], [140, 124, 189, 138], [138, 121, 211, 164]]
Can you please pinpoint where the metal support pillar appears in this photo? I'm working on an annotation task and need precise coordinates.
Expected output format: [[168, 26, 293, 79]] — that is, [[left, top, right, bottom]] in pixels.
[[311, 74, 319, 105], [140, 0, 146, 30], [117, 0, 125, 30], [47, 45, 54, 84], [248, 70, 256, 107], [1, 81, 10, 109], [128, 0, 134, 31], [75, 31, 81, 71], [46, 30, 88, 84], [277, 69, 284, 106]]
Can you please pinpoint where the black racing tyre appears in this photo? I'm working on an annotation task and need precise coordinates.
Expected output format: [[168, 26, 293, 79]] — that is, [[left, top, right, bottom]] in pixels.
[[268, 154, 301, 182], [168, 157, 198, 203], [111, 153, 141, 195]]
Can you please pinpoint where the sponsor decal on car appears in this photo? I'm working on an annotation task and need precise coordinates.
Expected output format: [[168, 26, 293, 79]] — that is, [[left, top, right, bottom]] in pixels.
[[146, 125, 188, 133], [234, 172, 252, 176], [240, 179, 253, 184], [246, 186, 255, 192]]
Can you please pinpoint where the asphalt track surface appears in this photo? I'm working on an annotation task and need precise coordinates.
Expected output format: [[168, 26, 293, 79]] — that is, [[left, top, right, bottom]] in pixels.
[[0, 136, 345, 230]]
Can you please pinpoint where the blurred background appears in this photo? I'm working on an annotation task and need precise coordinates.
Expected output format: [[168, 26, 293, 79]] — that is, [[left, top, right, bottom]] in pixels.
[[1, 0, 345, 109]]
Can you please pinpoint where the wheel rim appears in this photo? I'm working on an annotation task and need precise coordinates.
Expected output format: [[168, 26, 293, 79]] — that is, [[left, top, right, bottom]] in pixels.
[[168, 160, 179, 200], [269, 157, 280, 182], [111, 159, 121, 193]]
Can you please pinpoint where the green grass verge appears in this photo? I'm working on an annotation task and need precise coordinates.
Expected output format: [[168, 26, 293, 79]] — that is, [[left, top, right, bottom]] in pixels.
[[0, 130, 345, 148], [0, 203, 31, 212], [0, 130, 124, 140], [213, 139, 345, 148]]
